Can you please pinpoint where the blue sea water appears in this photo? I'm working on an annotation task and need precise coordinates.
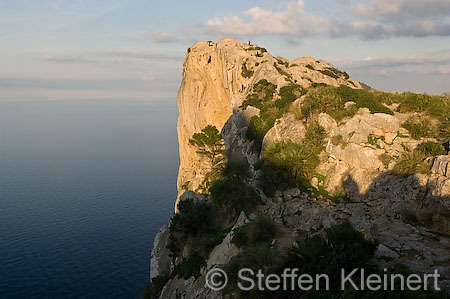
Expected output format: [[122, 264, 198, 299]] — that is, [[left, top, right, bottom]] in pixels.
[[0, 99, 179, 299]]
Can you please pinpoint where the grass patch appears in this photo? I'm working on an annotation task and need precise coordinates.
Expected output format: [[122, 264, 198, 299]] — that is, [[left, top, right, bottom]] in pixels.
[[402, 116, 436, 140], [392, 150, 431, 177], [416, 141, 446, 157], [301, 85, 392, 122]]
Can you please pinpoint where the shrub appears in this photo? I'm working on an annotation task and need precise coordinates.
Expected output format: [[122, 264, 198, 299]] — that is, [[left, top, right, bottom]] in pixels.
[[171, 199, 211, 237], [402, 116, 436, 140], [275, 221, 377, 296], [168, 199, 212, 256], [275, 83, 304, 109], [241, 79, 277, 110], [222, 245, 279, 296], [416, 141, 446, 157], [273, 62, 292, 80], [392, 150, 431, 177], [210, 160, 260, 217], [232, 215, 277, 247], [173, 250, 205, 279], [246, 115, 277, 152], [438, 114, 450, 142], [319, 68, 339, 79], [241, 61, 254, 78], [210, 179, 260, 217], [259, 141, 319, 196], [306, 64, 315, 70], [303, 121, 327, 154]]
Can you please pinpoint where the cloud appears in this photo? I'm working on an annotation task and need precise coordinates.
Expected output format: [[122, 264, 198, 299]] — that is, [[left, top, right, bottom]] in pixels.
[[345, 0, 450, 38], [355, 0, 450, 20], [151, 32, 178, 43], [110, 51, 183, 61], [334, 54, 450, 69], [202, 0, 330, 37], [142, 72, 155, 81], [42, 54, 98, 64], [199, 0, 450, 39]]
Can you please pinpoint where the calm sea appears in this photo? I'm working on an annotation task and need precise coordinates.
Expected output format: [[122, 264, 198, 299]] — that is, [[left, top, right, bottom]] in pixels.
[[0, 99, 179, 298]]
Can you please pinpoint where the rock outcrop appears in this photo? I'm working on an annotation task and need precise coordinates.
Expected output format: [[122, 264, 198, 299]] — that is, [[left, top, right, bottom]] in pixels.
[[176, 38, 360, 206], [151, 39, 450, 298]]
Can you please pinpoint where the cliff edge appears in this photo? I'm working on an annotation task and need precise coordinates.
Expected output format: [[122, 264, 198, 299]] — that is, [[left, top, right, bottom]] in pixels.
[[149, 39, 450, 298]]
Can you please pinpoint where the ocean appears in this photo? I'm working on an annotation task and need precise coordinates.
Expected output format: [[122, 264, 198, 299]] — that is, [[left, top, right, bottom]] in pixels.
[[0, 99, 179, 298]]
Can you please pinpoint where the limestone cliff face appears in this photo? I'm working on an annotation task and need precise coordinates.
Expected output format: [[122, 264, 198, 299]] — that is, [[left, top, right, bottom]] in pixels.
[[150, 39, 450, 298], [176, 38, 360, 205]]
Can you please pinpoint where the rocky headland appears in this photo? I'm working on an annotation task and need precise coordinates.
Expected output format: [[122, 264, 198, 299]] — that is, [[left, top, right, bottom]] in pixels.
[[147, 38, 450, 298]]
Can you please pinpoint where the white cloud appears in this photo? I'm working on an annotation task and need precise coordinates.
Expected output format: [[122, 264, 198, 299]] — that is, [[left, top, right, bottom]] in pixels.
[[202, 0, 329, 37], [151, 32, 177, 43], [200, 0, 450, 39]]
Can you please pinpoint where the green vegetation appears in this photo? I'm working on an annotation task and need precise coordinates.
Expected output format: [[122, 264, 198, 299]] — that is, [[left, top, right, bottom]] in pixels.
[[245, 46, 267, 53], [241, 79, 277, 110], [241, 61, 254, 78], [306, 64, 315, 70], [303, 121, 327, 154], [318, 66, 349, 79], [168, 199, 212, 256], [402, 116, 436, 140], [417, 141, 447, 157], [210, 160, 260, 217], [168, 198, 231, 279], [189, 125, 226, 193], [242, 80, 280, 152], [242, 80, 307, 152], [173, 250, 205, 279], [259, 141, 319, 196], [392, 150, 431, 177], [379, 153, 393, 167], [301, 85, 392, 122], [232, 215, 277, 248], [223, 221, 380, 298], [277, 58, 289, 68], [275, 83, 304, 109], [273, 62, 293, 81]]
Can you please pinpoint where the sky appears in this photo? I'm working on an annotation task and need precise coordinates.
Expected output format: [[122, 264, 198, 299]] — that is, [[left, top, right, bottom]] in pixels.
[[1, 0, 450, 100]]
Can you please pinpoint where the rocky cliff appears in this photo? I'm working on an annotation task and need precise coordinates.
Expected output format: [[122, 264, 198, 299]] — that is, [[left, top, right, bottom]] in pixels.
[[176, 38, 360, 205], [149, 38, 450, 298]]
